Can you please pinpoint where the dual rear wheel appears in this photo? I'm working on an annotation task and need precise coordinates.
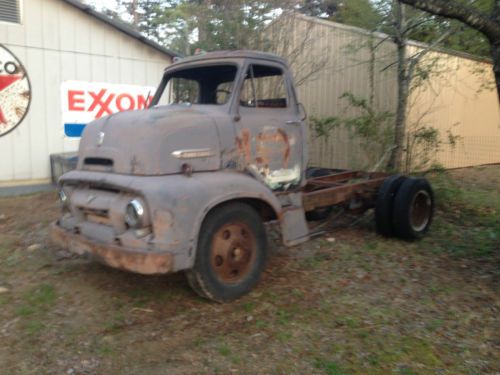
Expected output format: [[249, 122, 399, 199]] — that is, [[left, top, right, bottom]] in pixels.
[[375, 176, 434, 240]]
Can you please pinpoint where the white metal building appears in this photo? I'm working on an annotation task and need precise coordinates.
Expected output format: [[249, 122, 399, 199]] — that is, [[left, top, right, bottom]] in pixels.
[[0, 0, 177, 189]]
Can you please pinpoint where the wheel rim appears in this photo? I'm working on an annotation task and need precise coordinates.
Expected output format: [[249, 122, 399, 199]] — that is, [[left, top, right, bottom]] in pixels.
[[210, 222, 257, 283], [410, 190, 432, 232]]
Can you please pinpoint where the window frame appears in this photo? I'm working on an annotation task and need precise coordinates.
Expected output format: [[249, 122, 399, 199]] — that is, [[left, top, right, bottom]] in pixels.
[[151, 61, 241, 108], [238, 61, 294, 112]]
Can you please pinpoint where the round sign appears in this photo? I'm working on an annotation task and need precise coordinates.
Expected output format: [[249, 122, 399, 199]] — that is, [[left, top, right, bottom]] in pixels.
[[0, 44, 31, 137]]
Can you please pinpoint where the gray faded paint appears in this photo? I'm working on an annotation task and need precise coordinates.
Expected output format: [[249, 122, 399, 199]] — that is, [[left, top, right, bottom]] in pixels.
[[52, 51, 311, 274]]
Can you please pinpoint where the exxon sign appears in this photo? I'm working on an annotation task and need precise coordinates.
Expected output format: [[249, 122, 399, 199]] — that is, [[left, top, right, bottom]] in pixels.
[[61, 81, 155, 137]]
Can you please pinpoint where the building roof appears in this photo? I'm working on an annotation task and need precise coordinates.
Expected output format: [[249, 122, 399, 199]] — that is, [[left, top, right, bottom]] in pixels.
[[62, 0, 181, 58]]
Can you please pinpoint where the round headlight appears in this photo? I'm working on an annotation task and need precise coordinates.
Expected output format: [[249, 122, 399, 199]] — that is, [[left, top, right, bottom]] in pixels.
[[125, 199, 145, 229], [59, 189, 69, 211], [59, 190, 68, 204]]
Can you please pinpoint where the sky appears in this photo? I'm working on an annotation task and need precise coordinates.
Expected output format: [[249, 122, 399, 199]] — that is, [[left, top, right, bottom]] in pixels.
[[84, 0, 118, 12]]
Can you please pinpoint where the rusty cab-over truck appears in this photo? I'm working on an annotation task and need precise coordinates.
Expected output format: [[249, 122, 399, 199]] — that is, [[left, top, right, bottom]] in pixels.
[[51, 51, 434, 302]]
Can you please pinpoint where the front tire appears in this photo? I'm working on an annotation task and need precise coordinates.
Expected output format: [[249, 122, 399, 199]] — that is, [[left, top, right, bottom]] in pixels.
[[186, 203, 267, 302]]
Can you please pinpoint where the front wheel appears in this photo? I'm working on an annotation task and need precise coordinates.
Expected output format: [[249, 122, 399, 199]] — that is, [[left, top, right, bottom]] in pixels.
[[186, 203, 267, 302]]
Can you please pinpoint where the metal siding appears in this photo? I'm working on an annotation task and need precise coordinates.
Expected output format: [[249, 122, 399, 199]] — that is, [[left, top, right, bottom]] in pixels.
[[282, 14, 497, 171], [23, 0, 42, 47], [41, 0, 59, 50], [45, 49, 64, 163], [407, 46, 500, 169], [28, 47, 48, 180], [278, 15, 398, 170], [0, 0, 172, 184], [10, 45, 31, 180]]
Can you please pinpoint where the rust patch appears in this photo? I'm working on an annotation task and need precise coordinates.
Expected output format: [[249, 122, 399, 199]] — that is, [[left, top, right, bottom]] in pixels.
[[255, 128, 290, 168], [154, 209, 175, 230], [236, 127, 291, 171], [242, 128, 251, 163], [277, 128, 290, 166], [235, 128, 252, 165], [50, 223, 173, 275]]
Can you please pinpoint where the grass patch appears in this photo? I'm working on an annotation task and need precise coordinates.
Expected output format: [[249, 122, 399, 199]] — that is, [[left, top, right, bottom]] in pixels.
[[242, 301, 255, 313], [277, 330, 293, 343], [314, 358, 345, 375], [426, 170, 499, 258], [300, 253, 331, 269], [276, 309, 291, 325], [97, 344, 114, 356], [104, 312, 126, 331], [15, 284, 56, 317], [26, 284, 56, 306], [425, 319, 444, 332], [217, 343, 231, 357], [23, 320, 45, 335]]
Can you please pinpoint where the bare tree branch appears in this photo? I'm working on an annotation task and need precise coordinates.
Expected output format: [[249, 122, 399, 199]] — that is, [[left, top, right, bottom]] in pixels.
[[398, 0, 500, 41]]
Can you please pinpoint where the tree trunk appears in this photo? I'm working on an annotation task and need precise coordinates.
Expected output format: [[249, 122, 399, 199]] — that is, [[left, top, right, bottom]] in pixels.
[[197, 0, 212, 45], [132, 0, 139, 27], [492, 2, 500, 96], [489, 38, 500, 98], [389, 42, 410, 171], [388, 2, 409, 171]]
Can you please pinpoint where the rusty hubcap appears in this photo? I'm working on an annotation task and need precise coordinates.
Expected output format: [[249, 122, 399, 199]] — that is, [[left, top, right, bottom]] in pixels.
[[410, 190, 432, 232], [210, 222, 256, 283]]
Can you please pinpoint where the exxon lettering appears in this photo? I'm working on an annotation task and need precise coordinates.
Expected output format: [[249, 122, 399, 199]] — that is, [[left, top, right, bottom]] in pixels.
[[68, 89, 152, 119]]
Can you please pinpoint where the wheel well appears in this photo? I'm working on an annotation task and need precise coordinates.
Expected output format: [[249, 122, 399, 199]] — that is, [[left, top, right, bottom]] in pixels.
[[207, 198, 278, 223]]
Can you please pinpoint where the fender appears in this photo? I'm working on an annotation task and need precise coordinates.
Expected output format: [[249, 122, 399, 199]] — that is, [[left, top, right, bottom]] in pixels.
[[59, 170, 286, 271]]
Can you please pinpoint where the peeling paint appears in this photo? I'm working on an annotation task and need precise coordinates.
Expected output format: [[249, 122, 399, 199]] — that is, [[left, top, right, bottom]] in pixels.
[[255, 127, 290, 168], [248, 164, 301, 190]]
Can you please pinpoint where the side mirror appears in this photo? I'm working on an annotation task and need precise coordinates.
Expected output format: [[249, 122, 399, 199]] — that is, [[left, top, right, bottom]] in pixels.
[[298, 103, 307, 121]]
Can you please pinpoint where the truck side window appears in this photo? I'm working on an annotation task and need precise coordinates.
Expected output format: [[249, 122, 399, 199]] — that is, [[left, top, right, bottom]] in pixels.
[[240, 65, 287, 108]]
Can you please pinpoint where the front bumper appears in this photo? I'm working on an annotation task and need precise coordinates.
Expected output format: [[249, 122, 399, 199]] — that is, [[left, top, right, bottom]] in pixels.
[[50, 223, 174, 275]]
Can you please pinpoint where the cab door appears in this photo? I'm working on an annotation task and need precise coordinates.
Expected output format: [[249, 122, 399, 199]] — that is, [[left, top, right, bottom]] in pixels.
[[234, 61, 306, 190]]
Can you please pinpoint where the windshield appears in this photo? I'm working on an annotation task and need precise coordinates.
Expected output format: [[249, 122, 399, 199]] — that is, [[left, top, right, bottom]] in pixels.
[[152, 64, 238, 106]]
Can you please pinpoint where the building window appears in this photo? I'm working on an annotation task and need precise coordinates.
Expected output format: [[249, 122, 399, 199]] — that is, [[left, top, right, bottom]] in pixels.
[[0, 0, 21, 24]]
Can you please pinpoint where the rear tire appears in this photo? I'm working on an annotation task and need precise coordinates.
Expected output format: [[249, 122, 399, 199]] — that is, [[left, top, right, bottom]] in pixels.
[[186, 203, 267, 302], [392, 178, 434, 240], [375, 175, 407, 237]]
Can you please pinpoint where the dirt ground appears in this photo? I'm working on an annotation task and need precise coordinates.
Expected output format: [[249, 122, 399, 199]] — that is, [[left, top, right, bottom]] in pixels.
[[0, 166, 498, 375]]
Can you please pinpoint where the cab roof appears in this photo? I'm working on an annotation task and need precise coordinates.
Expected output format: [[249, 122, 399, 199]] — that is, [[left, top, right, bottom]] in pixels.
[[169, 50, 288, 68]]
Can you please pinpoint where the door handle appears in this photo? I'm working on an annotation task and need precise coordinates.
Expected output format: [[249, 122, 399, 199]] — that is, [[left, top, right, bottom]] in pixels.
[[286, 120, 301, 125]]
